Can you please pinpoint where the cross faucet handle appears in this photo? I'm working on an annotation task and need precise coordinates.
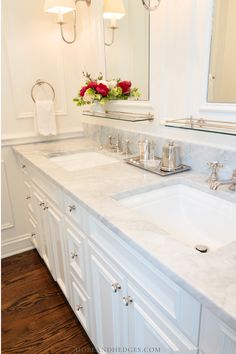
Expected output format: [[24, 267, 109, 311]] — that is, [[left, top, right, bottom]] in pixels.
[[207, 161, 224, 184]]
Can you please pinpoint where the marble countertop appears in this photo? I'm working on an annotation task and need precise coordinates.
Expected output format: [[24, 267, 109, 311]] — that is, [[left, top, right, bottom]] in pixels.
[[13, 137, 236, 330]]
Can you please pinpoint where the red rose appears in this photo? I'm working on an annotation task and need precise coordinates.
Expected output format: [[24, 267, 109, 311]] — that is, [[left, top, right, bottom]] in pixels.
[[96, 83, 109, 97], [118, 81, 132, 94], [87, 81, 98, 90], [80, 86, 88, 97]]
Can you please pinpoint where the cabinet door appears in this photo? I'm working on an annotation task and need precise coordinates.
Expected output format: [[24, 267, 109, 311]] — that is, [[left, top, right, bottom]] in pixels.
[[127, 283, 197, 354], [31, 186, 55, 279], [47, 199, 68, 298], [88, 241, 128, 351], [200, 308, 236, 354]]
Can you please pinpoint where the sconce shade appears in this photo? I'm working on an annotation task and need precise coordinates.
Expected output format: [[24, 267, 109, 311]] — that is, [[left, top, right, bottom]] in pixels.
[[103, 0, 125, 20], [44, 0, 76, 14]]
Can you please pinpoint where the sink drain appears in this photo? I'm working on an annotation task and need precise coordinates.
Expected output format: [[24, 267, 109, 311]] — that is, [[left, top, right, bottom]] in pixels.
[[195, 245, 209, 253]]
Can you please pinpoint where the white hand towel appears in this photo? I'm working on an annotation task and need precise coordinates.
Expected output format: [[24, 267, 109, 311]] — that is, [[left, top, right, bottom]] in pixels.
[[35, 100, 57, 136]]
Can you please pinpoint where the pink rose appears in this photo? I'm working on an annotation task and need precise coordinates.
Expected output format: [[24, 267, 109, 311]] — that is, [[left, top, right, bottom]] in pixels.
[[80, 86, 88, 97], [118, 81, 132, 95], [96, 83, 109, 97]]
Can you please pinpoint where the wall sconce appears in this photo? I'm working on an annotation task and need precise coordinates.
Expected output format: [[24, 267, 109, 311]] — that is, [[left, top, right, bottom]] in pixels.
[[141, 0, 161, 11], [44, 0, 91, 44], [103, 0, 126, 47]]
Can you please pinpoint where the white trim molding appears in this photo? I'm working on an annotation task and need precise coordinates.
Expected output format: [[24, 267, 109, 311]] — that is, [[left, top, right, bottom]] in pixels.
[[1, 130, 84, 147], [1, 233, 35, 259]]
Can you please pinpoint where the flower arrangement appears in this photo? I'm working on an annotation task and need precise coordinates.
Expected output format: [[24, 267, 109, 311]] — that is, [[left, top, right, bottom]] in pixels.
[[73, 72, 141, 106]]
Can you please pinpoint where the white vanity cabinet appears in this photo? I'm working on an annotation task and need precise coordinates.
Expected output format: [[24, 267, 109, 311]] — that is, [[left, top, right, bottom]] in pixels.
[[15, 150, 235, 354], [87, 225, 199, 354], [88, 240, 128, 349], [199, 308, 236, 354]]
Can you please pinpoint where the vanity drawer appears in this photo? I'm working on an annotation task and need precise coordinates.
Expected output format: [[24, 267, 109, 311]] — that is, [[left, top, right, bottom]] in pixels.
[[65, 219, 87, 294], [71, 276, 90, 334], [32, 171, 63, 209], [89, 217, 201, 345]]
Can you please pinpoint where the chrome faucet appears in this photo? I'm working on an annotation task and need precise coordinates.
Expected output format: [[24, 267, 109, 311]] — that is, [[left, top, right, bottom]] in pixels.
[[206, 161, 223, 188], [211, 169, 236, 191]]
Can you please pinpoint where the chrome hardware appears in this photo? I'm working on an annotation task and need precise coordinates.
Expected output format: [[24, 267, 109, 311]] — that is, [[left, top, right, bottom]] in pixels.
[[207, 161, 224, 187], [211, 169, 236, 192], [71, 252, 78, 260], [43, 206, 49, 210], [21, 164, 26, 169], [142, 0, 161, 11], [107, 135, 116, 151], [68, 205, 76, 212], [31, 233, 36, 238], [195, 244, 209, 253], [111, 283, 122, 293], [39, 202, 45, 207], [123, 296, 133, 306], [31, 79, 55, 103], [76, 304, 83, 312], [160, 141, 182, 172], [26, 196, 31, 200], [121, 139, 131, 156]]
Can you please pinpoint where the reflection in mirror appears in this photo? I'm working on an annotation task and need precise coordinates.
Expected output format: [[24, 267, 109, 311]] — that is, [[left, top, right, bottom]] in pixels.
[[208, 0, 236, 103], [103, 0, 150, 101]]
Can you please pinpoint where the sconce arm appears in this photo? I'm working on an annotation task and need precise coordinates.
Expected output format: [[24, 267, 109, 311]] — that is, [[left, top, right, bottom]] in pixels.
[[105, 27, 117, 47], [141, 0, 161, 11], [59, 10, 77, 44]]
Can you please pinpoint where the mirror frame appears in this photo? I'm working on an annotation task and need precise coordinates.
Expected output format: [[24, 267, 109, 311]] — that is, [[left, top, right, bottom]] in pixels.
[[196, 0, 236, 118]]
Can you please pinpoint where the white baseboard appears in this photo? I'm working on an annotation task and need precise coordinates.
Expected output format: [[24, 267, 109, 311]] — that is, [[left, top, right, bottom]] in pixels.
[[1, 233, 35, 259]]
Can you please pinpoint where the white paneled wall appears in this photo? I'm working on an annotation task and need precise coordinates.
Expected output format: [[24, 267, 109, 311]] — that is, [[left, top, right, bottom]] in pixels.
[[1, 0, 101, 257]]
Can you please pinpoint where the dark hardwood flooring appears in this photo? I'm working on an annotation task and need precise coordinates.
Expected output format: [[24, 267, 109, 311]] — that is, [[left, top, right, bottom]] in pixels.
[[2, 250, 96, 354]]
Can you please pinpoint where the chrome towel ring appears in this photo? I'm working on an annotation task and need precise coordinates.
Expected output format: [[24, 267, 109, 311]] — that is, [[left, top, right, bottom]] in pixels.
[[31, 79, 55, 103]]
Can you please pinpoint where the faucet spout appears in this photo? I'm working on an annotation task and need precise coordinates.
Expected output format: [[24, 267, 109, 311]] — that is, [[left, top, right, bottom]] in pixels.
[[210, 169, 236, 191]]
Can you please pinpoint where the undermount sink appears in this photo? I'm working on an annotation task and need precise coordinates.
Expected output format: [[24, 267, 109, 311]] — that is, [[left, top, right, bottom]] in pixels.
[[48, 151, 119, 171], [117, 184, 236, 251]]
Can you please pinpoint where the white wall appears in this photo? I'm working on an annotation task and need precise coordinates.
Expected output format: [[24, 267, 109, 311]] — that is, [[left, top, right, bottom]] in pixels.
[[1, 0, 101, 257]]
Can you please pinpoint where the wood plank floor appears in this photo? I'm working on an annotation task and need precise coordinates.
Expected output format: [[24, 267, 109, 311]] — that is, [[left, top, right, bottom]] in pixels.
[[2, 249, 96, 354]]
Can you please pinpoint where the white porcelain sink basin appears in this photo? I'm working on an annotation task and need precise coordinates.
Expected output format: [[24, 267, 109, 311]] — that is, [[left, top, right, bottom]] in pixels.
[[117, 184, 236, 251], [49, 151, 118, 171]]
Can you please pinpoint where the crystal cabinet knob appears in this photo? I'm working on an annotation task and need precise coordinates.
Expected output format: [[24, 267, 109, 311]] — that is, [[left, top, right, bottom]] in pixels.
[[71, 252, 78, 260], [76, 304, 83, 312], [111, 283, 122, 293], [68, 205, 76, 212], [123, 296, 133, 306]]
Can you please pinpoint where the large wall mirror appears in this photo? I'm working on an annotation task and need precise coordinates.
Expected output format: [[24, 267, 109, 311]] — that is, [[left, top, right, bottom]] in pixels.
[[103, 0, 150, 101], [207, 0, 236, 103]]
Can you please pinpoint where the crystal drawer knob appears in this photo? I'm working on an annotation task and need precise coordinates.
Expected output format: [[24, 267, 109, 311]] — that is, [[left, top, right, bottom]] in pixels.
[[76, 304, 83, 312], [123, 296, 133, 306], [111, 283, 122, 293], [71, 252, 78, 259], [68, 205, 76, 212]]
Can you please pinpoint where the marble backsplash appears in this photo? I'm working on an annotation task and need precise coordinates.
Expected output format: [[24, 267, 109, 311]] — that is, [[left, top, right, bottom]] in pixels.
[[83, 123, 236, 179]]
